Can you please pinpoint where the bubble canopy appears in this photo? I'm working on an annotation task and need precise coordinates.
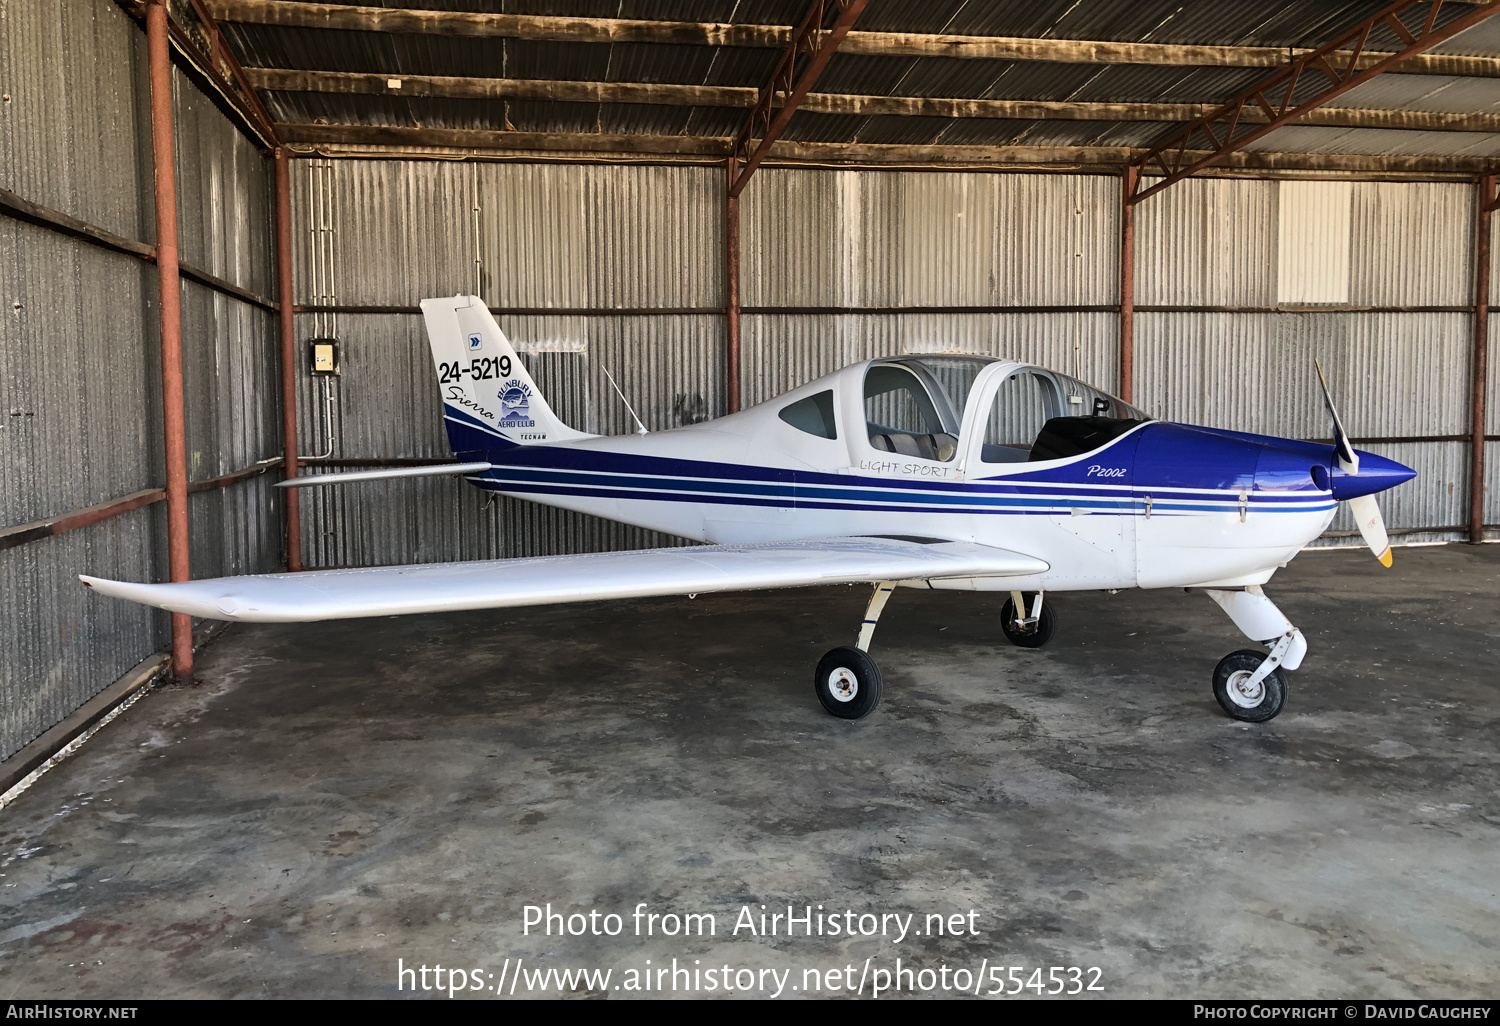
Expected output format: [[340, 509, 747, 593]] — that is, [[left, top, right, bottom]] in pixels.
[[861, 355, 1147, 447]]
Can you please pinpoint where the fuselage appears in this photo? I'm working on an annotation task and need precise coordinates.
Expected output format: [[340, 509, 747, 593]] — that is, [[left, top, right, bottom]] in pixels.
[[441, 357, 1412, 593]]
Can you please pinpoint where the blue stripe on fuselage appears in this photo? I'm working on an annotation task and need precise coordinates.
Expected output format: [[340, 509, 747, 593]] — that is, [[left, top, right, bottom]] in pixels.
[[454, 407, 1336, 516]]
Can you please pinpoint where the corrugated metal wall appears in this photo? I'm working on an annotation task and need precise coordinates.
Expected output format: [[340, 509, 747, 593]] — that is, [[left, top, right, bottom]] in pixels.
[[0, 0, 280, 761]]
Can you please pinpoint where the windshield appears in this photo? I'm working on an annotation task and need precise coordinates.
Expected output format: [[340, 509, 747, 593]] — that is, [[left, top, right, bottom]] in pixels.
[[1049, 370, 1147, 421]]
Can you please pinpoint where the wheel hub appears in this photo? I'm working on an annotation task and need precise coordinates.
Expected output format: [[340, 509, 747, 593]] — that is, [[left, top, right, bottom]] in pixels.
[[827, 667, 859, 702], [1225, 668, 1265, 708]]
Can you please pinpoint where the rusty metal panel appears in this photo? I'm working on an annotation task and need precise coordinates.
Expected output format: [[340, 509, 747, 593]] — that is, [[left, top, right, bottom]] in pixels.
[[1487, 441, 1500, 529], [0, 0, 164, 762], [740, 170, 1119, 308], [0, 226, 165, 762], [172, 66, 275, 299], [292, 160, 723, 309], [1, 225, 157, 526], [0, 6, 280, 760], [1135, 177, 1277, 307], [479, 163, 723, 309], [1138, 178, 1473, 309], [0, 0, 149, 242], [1351, 182, 1472, 308], [173, 60, 282, 582], [0, 508, 169, 763], [180, 282, 282, 582], [293, 158, 474, 307], [1489, 210, 1500, 322], [1135, 312, 1468, 435], [1488, 312, 1499, 437]]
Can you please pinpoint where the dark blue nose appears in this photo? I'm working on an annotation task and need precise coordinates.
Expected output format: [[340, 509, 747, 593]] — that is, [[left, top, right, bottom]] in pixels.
[[1330, 450, 1417, 501]]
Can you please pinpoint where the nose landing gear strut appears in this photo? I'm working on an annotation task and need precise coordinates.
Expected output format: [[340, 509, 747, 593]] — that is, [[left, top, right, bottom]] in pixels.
[[1206, 586, 1306, 722]]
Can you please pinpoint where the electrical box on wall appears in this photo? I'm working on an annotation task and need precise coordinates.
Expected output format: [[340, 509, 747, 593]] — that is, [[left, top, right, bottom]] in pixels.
[[308, 338, 340, 375]]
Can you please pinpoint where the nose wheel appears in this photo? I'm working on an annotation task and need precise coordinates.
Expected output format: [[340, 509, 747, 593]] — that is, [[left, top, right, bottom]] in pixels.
[[1213, 649, 1288, 722], [1204, 588, 1305, 724]]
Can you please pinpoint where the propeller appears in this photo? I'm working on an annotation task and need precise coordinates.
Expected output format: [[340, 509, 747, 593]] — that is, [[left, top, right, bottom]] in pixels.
[[1314, 360, 1392, 568]]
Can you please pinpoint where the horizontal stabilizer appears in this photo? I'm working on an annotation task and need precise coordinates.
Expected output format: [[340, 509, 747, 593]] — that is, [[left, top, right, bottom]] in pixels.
[[275, 463, 492, 489], [81, 537, 1047, 623]]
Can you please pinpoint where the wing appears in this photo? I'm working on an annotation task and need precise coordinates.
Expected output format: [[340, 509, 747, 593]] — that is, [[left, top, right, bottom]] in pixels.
[[81, 536, 1047, 623]]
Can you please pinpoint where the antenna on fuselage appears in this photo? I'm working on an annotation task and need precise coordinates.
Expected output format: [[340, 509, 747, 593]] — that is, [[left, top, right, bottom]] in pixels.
[[601, 365, 649, 436]]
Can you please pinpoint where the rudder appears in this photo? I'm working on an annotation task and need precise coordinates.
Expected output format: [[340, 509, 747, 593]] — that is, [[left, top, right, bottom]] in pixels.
[[419, 295, 590, 455]]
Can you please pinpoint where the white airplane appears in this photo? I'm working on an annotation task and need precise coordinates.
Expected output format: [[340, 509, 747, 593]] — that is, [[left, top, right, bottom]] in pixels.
[[84, 296, 1415, 723]]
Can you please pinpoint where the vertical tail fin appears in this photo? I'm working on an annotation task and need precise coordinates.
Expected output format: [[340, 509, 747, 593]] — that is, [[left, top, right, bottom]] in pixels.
[[419, 296, 590, 454]]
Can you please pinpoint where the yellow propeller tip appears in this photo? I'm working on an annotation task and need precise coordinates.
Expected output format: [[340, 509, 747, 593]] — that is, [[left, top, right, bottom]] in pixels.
[[1378, 549, 1393, 568]]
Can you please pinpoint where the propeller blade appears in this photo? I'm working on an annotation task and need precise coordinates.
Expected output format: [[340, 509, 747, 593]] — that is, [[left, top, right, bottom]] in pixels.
[[1314, 359, 1358, 474], [1348, 493, 1392, 568]]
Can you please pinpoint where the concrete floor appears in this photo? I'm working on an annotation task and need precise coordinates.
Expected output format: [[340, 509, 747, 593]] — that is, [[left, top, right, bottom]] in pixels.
[[0, 545, 1497, 999]]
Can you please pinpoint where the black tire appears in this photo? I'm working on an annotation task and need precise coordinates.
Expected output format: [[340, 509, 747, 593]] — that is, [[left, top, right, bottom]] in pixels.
[[814, 647, 883, 720], [1212, 649, 1288, 722], [1001, 593, 1056, 648]]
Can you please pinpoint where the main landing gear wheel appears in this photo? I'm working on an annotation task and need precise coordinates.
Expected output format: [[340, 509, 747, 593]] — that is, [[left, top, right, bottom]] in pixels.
[[1001, 593, 1055, 648], [1213, 649, 1288, 722], [814, 646, 883, 720]]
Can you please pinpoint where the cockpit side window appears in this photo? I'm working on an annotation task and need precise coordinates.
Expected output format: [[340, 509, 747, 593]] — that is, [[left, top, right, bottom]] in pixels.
[[778, 390, 838, 439], [864, 364, 958, 462], [981, 370, 1060, 463]]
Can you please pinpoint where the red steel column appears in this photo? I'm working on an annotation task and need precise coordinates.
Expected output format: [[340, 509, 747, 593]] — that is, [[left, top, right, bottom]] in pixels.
[[1120, 165, 1138, 404], [1472, 174, 1493, 544], [146, 0, 192, 681], [275, 148, 302, 570], [726, 156, 741, 415]]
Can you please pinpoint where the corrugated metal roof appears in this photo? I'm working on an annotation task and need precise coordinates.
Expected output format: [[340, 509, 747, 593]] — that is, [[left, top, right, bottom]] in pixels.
[[1330, 73, 1500, 113], [217, 0, 1500, 166], [1247, 123, 1500, 158]]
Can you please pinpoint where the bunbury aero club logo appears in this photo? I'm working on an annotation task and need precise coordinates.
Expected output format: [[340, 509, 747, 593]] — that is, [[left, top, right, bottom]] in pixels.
[[498, 380, 535, 427]]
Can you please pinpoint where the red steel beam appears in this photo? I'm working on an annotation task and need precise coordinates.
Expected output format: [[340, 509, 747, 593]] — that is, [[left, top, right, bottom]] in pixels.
[[275, 149, 302, 570], [146, 0, 194, 683], [727, 0, 869, 197], [725, 156, 742, 414], [1119, 166, 1137, 403], [4, 460, 284, 553], [1473, 174, 1495, 543], [1130, 0, 1500, 205]]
